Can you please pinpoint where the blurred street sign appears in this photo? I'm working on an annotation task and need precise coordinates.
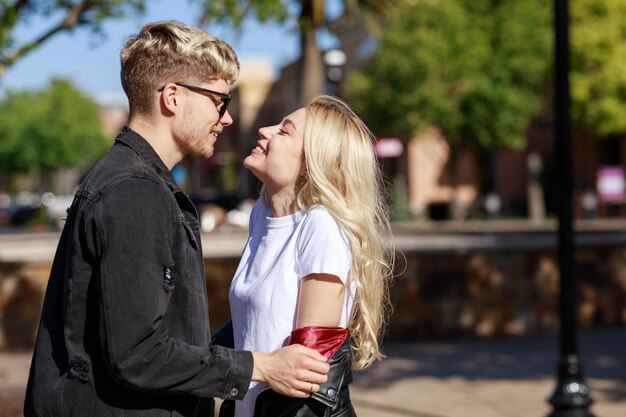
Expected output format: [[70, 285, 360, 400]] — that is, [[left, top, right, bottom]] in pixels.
[[596, 166, 625, 202], [375, 137, 404, 158]]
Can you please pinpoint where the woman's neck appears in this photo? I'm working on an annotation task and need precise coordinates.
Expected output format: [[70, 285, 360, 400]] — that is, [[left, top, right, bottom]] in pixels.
[[267, 188, 300, 217]]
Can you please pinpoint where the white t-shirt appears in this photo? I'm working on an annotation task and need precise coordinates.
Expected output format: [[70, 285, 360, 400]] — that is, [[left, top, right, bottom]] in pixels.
[[229, 200, 354, 417]]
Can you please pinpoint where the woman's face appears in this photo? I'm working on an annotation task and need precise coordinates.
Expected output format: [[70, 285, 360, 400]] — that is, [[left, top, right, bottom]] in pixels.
[[243, 108, 306, 192]]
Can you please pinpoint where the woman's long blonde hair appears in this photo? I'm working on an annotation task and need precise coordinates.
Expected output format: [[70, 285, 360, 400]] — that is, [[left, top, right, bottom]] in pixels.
[[298, 95, 394, 369]]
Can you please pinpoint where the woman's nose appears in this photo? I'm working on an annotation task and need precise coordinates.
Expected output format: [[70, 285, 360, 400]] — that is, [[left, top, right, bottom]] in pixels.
[[258, 126, 273, 139]]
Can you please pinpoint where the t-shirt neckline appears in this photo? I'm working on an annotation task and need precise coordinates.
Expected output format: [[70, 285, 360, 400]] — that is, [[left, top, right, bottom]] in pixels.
[[266, 210, 304, 228]]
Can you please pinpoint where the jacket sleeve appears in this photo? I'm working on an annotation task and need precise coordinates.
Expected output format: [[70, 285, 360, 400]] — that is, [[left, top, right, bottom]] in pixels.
[[92, 176, 252, 399], [253, 332, 354, 417]]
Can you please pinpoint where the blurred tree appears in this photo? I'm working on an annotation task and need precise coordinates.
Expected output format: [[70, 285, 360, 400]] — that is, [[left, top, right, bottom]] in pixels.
[[0, 78, 109, 181], [0, 0, 145, 76], [570, 0, 626, 137], [390, 174, 410, 222], [198, 0, 395, 107], [344, 0, 551, 150]]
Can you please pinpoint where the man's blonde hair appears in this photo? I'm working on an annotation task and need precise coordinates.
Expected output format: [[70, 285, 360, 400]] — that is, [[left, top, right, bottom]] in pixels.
[[120, 20, 239, 116]]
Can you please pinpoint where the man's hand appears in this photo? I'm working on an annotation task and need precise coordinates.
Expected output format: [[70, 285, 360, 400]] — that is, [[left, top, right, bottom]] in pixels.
[[251, 344, 329, 398]]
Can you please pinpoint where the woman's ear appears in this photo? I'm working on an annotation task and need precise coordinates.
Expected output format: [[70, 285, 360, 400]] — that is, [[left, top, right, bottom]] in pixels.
[[297, 173, 307, 189], [297, 164, 308, 188]]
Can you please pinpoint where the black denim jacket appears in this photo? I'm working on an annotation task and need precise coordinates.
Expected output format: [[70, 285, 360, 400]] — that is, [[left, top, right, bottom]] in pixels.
[[24, 127, 253, 417]]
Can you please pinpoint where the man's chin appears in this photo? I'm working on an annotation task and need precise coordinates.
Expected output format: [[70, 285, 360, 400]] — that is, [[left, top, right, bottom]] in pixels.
[[188, 147, 214, 159]]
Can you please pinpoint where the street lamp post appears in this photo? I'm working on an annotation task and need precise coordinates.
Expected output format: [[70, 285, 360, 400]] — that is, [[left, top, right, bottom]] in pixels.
[[323, 49, 347, 96], [547, 1, 595, 416]]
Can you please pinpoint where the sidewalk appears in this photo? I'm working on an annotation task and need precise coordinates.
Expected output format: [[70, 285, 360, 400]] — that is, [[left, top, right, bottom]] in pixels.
[[351, 326, 626, 417], [1, 326, 624, 417]]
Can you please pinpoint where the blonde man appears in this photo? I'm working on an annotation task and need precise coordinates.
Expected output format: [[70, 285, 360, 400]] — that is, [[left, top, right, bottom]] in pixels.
[[24, 21, 328, 417]]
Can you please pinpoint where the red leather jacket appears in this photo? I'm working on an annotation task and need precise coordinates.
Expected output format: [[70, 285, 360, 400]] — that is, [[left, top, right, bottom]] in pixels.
[[215, 325, 357, 417]]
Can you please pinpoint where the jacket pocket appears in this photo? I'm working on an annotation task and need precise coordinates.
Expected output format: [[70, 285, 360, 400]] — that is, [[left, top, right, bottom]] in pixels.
[[181, 222, 205, 293], [182, 223, 199, 251], [170, 219, 201, 294]]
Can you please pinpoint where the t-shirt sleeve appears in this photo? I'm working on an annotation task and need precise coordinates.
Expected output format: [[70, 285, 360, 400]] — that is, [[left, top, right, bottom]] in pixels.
[[295, 208, 352, 283]]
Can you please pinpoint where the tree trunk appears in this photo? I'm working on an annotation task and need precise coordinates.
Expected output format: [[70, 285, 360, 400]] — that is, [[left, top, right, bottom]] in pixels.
[[298, 0, 326, 106]]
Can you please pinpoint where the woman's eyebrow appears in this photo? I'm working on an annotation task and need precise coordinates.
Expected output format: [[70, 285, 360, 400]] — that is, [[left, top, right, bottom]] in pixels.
[[281, 118, 296, 131]]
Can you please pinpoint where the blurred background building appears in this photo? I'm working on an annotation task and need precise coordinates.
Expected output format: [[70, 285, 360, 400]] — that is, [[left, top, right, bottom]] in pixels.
[[2, 0, 626, 228]]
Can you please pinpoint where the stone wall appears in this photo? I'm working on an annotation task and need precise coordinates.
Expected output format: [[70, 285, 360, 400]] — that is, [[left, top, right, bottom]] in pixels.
[[2, 247, 626, 350], [390, 247, 626, 339]]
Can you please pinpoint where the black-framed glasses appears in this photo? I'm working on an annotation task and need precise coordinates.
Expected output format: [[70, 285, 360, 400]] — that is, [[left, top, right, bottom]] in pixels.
[[158, 82, 231, 119]]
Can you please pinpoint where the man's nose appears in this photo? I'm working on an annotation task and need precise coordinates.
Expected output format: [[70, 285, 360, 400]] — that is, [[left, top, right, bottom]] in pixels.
[[220, 110, 234, 126]]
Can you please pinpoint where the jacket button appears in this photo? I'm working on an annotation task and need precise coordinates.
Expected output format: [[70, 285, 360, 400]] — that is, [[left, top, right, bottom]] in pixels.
[[327, 388, 336, 398], [230, 388, 239, 397]]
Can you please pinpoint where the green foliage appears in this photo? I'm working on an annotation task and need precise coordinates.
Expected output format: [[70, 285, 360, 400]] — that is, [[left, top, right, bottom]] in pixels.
[[0, 78, 109, 174], [198, 0, 395, 104], [198, 0, 289, 28], [0, 0, 145, 73], [345, 0, 551, 150], [570, 0, 626, 137], [197, 0, 394, 28]]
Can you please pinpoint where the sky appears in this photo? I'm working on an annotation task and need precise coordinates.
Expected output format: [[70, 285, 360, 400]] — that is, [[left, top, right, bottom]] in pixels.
[[0, 0, 340, 105]]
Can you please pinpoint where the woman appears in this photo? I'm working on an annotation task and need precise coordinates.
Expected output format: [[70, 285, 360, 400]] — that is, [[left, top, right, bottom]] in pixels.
[[227, 96, 394, 417]]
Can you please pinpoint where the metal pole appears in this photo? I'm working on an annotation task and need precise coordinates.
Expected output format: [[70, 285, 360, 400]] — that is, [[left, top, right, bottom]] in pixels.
[[547, 1, 595, 416]]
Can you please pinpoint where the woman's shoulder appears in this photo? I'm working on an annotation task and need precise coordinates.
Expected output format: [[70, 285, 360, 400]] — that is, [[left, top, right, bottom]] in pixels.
[[296, 205, 352, 265], [303, 205, 337, 224], [300, 205, 346, 239]]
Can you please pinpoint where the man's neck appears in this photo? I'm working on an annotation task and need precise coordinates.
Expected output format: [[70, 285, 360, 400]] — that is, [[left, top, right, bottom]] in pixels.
[[128, 117, 183, 170]]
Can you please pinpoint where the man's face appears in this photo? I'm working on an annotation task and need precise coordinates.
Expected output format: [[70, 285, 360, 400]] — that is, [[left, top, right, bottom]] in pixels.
[[172, 79, 233, 159]]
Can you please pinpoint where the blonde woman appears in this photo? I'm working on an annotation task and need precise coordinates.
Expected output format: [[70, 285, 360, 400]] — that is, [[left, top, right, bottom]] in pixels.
[[222, 96, 394, 417]]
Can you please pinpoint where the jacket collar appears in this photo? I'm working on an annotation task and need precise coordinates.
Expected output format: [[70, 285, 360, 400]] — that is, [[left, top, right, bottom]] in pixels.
[[114, 126, 179, 191]]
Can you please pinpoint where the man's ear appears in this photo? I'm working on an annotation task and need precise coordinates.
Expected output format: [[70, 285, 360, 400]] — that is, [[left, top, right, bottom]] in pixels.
[[160, 83, 180, 115]]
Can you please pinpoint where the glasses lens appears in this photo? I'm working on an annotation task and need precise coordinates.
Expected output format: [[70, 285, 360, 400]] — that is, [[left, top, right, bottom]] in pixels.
[[218, 97, 230, 119], [170, 83, 230, 119]]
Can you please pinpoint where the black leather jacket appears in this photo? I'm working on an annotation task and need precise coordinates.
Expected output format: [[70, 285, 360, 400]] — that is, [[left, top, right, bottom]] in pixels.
[[214, 322, 357, 417]]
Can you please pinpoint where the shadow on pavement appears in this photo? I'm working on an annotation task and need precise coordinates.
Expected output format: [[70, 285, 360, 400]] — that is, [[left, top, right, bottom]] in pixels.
[[354, 326, 626, 396]]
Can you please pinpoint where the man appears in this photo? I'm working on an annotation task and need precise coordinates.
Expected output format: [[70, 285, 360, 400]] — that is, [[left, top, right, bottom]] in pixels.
[[24, 21, 329, 417]]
